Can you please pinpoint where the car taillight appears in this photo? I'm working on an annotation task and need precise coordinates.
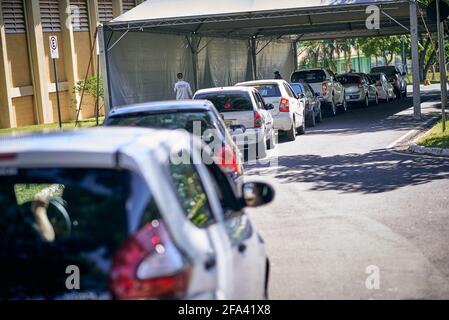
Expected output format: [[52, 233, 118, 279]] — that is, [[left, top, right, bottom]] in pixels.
[[322, 82, 328, 96], [110, 220, 191, 300], [0, 153, 16, 161], [215, 144, 239, 175], [254, 110, 263, 128], [279, 98, 289, 112]]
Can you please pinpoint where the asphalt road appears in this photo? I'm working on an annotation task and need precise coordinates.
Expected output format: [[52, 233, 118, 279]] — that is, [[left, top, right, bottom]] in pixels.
[[245, 85, 449, 300]]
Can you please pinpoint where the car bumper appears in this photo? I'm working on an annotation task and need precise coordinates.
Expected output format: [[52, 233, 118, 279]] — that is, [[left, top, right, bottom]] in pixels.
[[345, 93, 364, 102], [272, 113, 292, 131], [231, 128, 265, 149]]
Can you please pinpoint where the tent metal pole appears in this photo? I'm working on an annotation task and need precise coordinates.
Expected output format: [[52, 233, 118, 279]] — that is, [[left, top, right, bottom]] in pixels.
[[250, 37, 257, 80], [436, 0, 447, 131], [410, 0, 421, 119], [188, 33, 199, 92]]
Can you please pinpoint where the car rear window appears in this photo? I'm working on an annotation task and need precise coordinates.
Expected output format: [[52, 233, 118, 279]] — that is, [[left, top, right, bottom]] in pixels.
[[336, 75, 362, 84], [194, 92, 253, 112], [289, 83, 304, 95], [371, 66, 397, 76], [106, 111, 221, 137], [250, 84, 281, 98], [0, 168, 150, 299], [291, 70, 326, 83]]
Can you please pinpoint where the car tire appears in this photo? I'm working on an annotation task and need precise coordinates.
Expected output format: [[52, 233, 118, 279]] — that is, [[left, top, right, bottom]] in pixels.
[[297, 113, 306, 134], [308, 111, 316, 127], [316, 107, 323, 123], [285, 120, 296, 141], [256, 136, 267, 159], [339, 95, 348, 112], [395, 89, 401, 99], [374, 93, 379, 105], [328, 97, 337, 117], [361, 95, 369, 108], [402, 88, 407, 98], [266, 130, 275, 150]]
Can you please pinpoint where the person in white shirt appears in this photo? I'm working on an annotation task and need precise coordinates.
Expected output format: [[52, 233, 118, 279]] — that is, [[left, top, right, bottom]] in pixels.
[[174, 73, 193, 100]]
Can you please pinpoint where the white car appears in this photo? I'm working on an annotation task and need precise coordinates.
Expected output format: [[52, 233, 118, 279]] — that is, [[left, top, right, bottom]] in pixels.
[[368, 73, 396, 102], [193, 87, 275, 159], [235, 80, 305, 142], [0, 128, 274, 300], [290, 68, 347, 116]]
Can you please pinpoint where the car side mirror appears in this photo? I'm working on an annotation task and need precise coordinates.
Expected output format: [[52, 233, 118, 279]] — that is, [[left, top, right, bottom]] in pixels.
[[241, 182, 275, 208], [299, 94, 305, 99], [264, 103, 275, 110]]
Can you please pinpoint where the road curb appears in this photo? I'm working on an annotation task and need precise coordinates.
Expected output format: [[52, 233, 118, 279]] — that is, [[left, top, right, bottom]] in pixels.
[[408, 143, 449, 157]]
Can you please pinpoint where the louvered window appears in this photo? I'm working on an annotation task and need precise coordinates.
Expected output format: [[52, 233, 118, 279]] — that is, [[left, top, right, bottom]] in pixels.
[[69, 0, 89, 32], [122, 0, 136, 13], [40, 0, 61, 32], [98, 0, 113, 23], [2, 0, 26, 33]]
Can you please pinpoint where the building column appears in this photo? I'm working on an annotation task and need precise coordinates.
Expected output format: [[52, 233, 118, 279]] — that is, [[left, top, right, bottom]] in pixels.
[[60, 0, 79, 119], [24, 0, 52, 124], [112, 0, 123, 17], [0, 5, 15, 128], [87, 0, 99, 72]]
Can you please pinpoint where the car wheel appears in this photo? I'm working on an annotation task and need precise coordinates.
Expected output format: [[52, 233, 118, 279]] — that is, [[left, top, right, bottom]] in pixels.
[[297, 113, 306, 134], [285, 120, 296, 141], [361, 95, 369, 108], [402, 88, 407, 98], [386, 94, 390, 103], [395, 89, 401, 99], [308, 111, 316, 127], [375, 93, 379, 105], [328, 97, 337, 117], [339, 95, 347, 112], [256, 136, 267, 159], [266, 130, 275, 150], [316, 107, 323, 123]]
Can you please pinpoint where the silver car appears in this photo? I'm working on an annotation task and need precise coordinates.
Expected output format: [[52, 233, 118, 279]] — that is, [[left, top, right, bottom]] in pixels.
[[290, 68, 347, 116], [368, 73, 396, 102], [235, 80, 306, 142], [193, 87, 275, 159], [0, 128, 274, 300], [336, 73, 378, 107]]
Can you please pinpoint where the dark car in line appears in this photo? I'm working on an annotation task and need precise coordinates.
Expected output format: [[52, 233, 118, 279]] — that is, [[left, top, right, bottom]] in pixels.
[[289, 82, 323, 127]]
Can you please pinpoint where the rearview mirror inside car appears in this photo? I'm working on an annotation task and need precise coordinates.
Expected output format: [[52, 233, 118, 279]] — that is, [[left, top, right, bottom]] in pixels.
[[265, 103, 275, 110], [241, 182, 275, 208]]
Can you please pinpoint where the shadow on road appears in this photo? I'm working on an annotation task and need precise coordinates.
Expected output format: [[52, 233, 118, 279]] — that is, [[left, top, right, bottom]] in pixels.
[[247, 149, 449, 194]]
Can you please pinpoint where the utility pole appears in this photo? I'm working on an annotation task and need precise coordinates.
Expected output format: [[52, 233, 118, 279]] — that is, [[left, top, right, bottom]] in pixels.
[[437, 0, 447, 131]]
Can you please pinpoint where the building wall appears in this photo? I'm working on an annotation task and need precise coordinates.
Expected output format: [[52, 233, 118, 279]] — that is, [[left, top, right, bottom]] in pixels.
[[0, 0, 137, 128]]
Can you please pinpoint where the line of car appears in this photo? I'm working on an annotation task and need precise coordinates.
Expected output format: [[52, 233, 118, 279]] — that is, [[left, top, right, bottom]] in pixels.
[[0, 64, 407, 300]]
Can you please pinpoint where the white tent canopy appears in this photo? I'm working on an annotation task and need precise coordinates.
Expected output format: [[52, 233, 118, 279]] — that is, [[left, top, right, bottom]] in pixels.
[[100, 0, 433, 115]]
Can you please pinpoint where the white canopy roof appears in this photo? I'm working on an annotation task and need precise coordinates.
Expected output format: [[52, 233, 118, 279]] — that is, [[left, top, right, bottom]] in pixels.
[[106, 0, 433, 40]]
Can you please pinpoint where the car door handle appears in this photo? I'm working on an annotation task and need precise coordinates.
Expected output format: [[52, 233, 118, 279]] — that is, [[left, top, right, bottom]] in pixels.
[[238, 243, 247, 253], [204, 254, 216, 270]]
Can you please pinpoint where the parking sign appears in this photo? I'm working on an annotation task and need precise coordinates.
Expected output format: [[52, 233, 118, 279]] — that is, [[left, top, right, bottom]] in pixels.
[[49, 35, 59, 59]]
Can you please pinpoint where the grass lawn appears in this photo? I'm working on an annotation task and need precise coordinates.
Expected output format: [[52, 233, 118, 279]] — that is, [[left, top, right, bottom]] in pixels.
[[0, 117, 104, 135], [418, 119, 449, 149]]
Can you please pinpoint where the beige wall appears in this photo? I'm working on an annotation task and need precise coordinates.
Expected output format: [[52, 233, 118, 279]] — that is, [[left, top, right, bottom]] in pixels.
[[0, 0, 134, 128], [5, 34, 32, 87], [12, 96, 35, 126]]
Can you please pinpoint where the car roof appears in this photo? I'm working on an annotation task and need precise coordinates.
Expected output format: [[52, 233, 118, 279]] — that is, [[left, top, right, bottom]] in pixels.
[[195, 86, 255, 94], [236, 79, 287, 86], [0, 127, 189, 162], [109, 100, 214, 117], [293, 68, 327, 72]]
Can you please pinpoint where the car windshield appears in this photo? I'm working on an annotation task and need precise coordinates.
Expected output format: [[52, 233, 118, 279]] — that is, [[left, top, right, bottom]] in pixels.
[[249, 84, 282, 98], [291, 70, 326, 83], [0, 168, 148, 299], [371, 66, 397, 76], [106, 111, 222, 137], [194, 92, 253, 112], [289, 83, 304, 95], [336, 75, 361, 85]]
